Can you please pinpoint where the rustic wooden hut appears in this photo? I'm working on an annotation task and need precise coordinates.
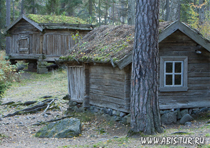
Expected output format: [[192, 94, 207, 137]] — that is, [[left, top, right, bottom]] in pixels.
[[60, 21, 210, 112], [6, 14, 94, 73]]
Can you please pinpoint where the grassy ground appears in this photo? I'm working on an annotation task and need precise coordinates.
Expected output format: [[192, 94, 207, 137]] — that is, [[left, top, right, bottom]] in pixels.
[[3, 69, 68, 103]]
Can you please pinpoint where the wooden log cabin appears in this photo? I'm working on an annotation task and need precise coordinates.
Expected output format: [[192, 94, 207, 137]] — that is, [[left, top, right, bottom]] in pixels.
[[60, 21, 210, 112], [5, 14, 94, 73]]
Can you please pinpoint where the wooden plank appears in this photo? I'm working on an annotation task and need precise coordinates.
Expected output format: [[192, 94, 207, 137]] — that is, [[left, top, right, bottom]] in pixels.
[[90, 65, 125, 75], [90, 93, 129, 112], [159, 89, 210, 96], [159, 96, 210, 109], [68, 66, 85, 102], [9, 54, 40, 59], [188, 77, 210, 84], [90, 78, 124, 87], [188, 72, 210, 77], [188, 64, 210, 72], [90, 73, 125, 81], [188, 84, 210, 90]]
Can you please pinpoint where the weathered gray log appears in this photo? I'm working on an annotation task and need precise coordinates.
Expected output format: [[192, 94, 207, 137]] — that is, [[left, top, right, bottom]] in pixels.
[[3, 99, 56, 118], [32, 115, 72, 126]]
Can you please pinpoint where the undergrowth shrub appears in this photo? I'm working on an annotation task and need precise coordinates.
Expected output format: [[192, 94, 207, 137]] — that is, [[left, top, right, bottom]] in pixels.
[[0, 51, 22, 99]]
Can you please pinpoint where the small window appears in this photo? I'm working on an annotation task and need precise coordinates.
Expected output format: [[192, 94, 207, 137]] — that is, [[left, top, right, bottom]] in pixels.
[[160, 56, 188, 92]]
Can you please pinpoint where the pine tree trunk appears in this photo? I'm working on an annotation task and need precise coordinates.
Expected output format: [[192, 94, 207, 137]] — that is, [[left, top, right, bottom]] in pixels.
[[105, 1, 108, 24], [99, 0, 101, 25], [168, 0, 179, 21], [6, 0, 11, 54], [21, 0, 24, 14], [31, 0, 35, 14], [13, 0, 15, 21], [89, 0, 92, 17], [165, 0, 170, 21], [130, 0, 163, 135], [112, 0, 114, 25], [199, 0, 205, 25], [127, 0, 135, 25]]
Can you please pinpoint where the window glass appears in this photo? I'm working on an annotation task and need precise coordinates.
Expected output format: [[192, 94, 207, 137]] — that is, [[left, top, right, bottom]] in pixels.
[[166, 62, 173, 73], [175, 62, 182, 73], [166, 75, 172, 85], [175, 75, 181, 85]]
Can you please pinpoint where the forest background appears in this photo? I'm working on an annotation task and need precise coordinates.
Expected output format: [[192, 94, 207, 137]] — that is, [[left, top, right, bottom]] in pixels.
[[0, 0, 209, 50]]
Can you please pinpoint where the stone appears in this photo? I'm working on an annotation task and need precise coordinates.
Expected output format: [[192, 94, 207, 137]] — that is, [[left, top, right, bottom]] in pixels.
[[199, 107, 209, 113], [112, 110, 117, 116], [37, 67, 48, 74], [0, 118, 2, 121], [83, 96, 90, 109], [35, 118, 81, 138], [180, 109, 188, 118], [177, 108, 181, 119], [107, 109, 113, 116], [185, 122, 192, 127], [161, 111, 177, 125], [93, 108, 99, 113], [192, 108, 200, 114], [103, 108, 108, 114], [72, 102, 77, 106], [120, 112, 126, 117], [180, 114, 194, 125], [63, 94, 70, 100]]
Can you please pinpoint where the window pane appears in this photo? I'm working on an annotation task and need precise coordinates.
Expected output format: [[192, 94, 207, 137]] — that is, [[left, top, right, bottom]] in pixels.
[[166, 63, 173, 73], [166, 75, 172, 85], [175, 62, 182, 73], [175, 75, 181, 85]]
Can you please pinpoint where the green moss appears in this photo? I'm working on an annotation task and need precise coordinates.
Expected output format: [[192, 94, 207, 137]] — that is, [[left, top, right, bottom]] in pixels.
[[27, 14, 88, 24]]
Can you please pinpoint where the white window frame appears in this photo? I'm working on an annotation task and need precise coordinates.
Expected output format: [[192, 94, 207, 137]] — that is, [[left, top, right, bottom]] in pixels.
[[160, 56, 188, 92], [164, 61, 183, 87]]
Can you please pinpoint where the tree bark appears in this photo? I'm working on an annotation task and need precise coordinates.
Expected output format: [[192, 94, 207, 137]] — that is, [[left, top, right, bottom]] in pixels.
[[13, 0, 15, 21], [130, 0, 163, 135], [112, 0, 115, 25], [99, 0, 101, 25], [21, 0, 24, 14], [31, 0, 36, 14], [165, 0, 170, 21], [89, 0, 92, 17], [168, 0, 180, 21], [6, 0, 11, 54], [199, 0, 205, 25], [127, 0, 135, 25]]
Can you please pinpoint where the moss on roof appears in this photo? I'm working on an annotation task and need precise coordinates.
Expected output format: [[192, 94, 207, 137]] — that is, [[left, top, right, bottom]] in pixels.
[[27, 14, 88, 24], [60, 22, 172, 64]]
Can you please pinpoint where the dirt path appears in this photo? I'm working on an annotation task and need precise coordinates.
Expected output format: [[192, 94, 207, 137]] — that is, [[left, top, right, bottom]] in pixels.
[[0, 71, 210, 148]]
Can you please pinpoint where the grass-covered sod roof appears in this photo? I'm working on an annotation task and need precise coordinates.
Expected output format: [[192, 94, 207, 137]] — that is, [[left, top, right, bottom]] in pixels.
[[60, 21, 172, 64], [27, 14, 88, 24]]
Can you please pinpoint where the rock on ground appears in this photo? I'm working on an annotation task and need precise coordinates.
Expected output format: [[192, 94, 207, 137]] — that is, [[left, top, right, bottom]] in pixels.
[[35, 118, 81, 138], [180, 114, 194, 125], [161, 111, 177, 125]]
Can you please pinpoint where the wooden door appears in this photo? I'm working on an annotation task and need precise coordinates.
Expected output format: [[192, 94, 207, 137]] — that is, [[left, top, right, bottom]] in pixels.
[[67, 66, 85, 102]]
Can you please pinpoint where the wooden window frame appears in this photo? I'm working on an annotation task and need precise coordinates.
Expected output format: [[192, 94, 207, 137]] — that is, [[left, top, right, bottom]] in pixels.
[[159, 56, 188, 92]]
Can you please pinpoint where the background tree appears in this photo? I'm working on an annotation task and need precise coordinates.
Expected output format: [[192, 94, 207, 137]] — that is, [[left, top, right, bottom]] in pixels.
[[130, 0, 163, 135], [0, 0, 6, 50], [46, 0, 60, 15], [6, 0, 10, 54]]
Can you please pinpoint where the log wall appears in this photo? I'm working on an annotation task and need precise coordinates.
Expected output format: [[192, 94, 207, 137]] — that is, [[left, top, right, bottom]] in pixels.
[[89, 65, 129, 112], [158, 30, 210, 109]]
